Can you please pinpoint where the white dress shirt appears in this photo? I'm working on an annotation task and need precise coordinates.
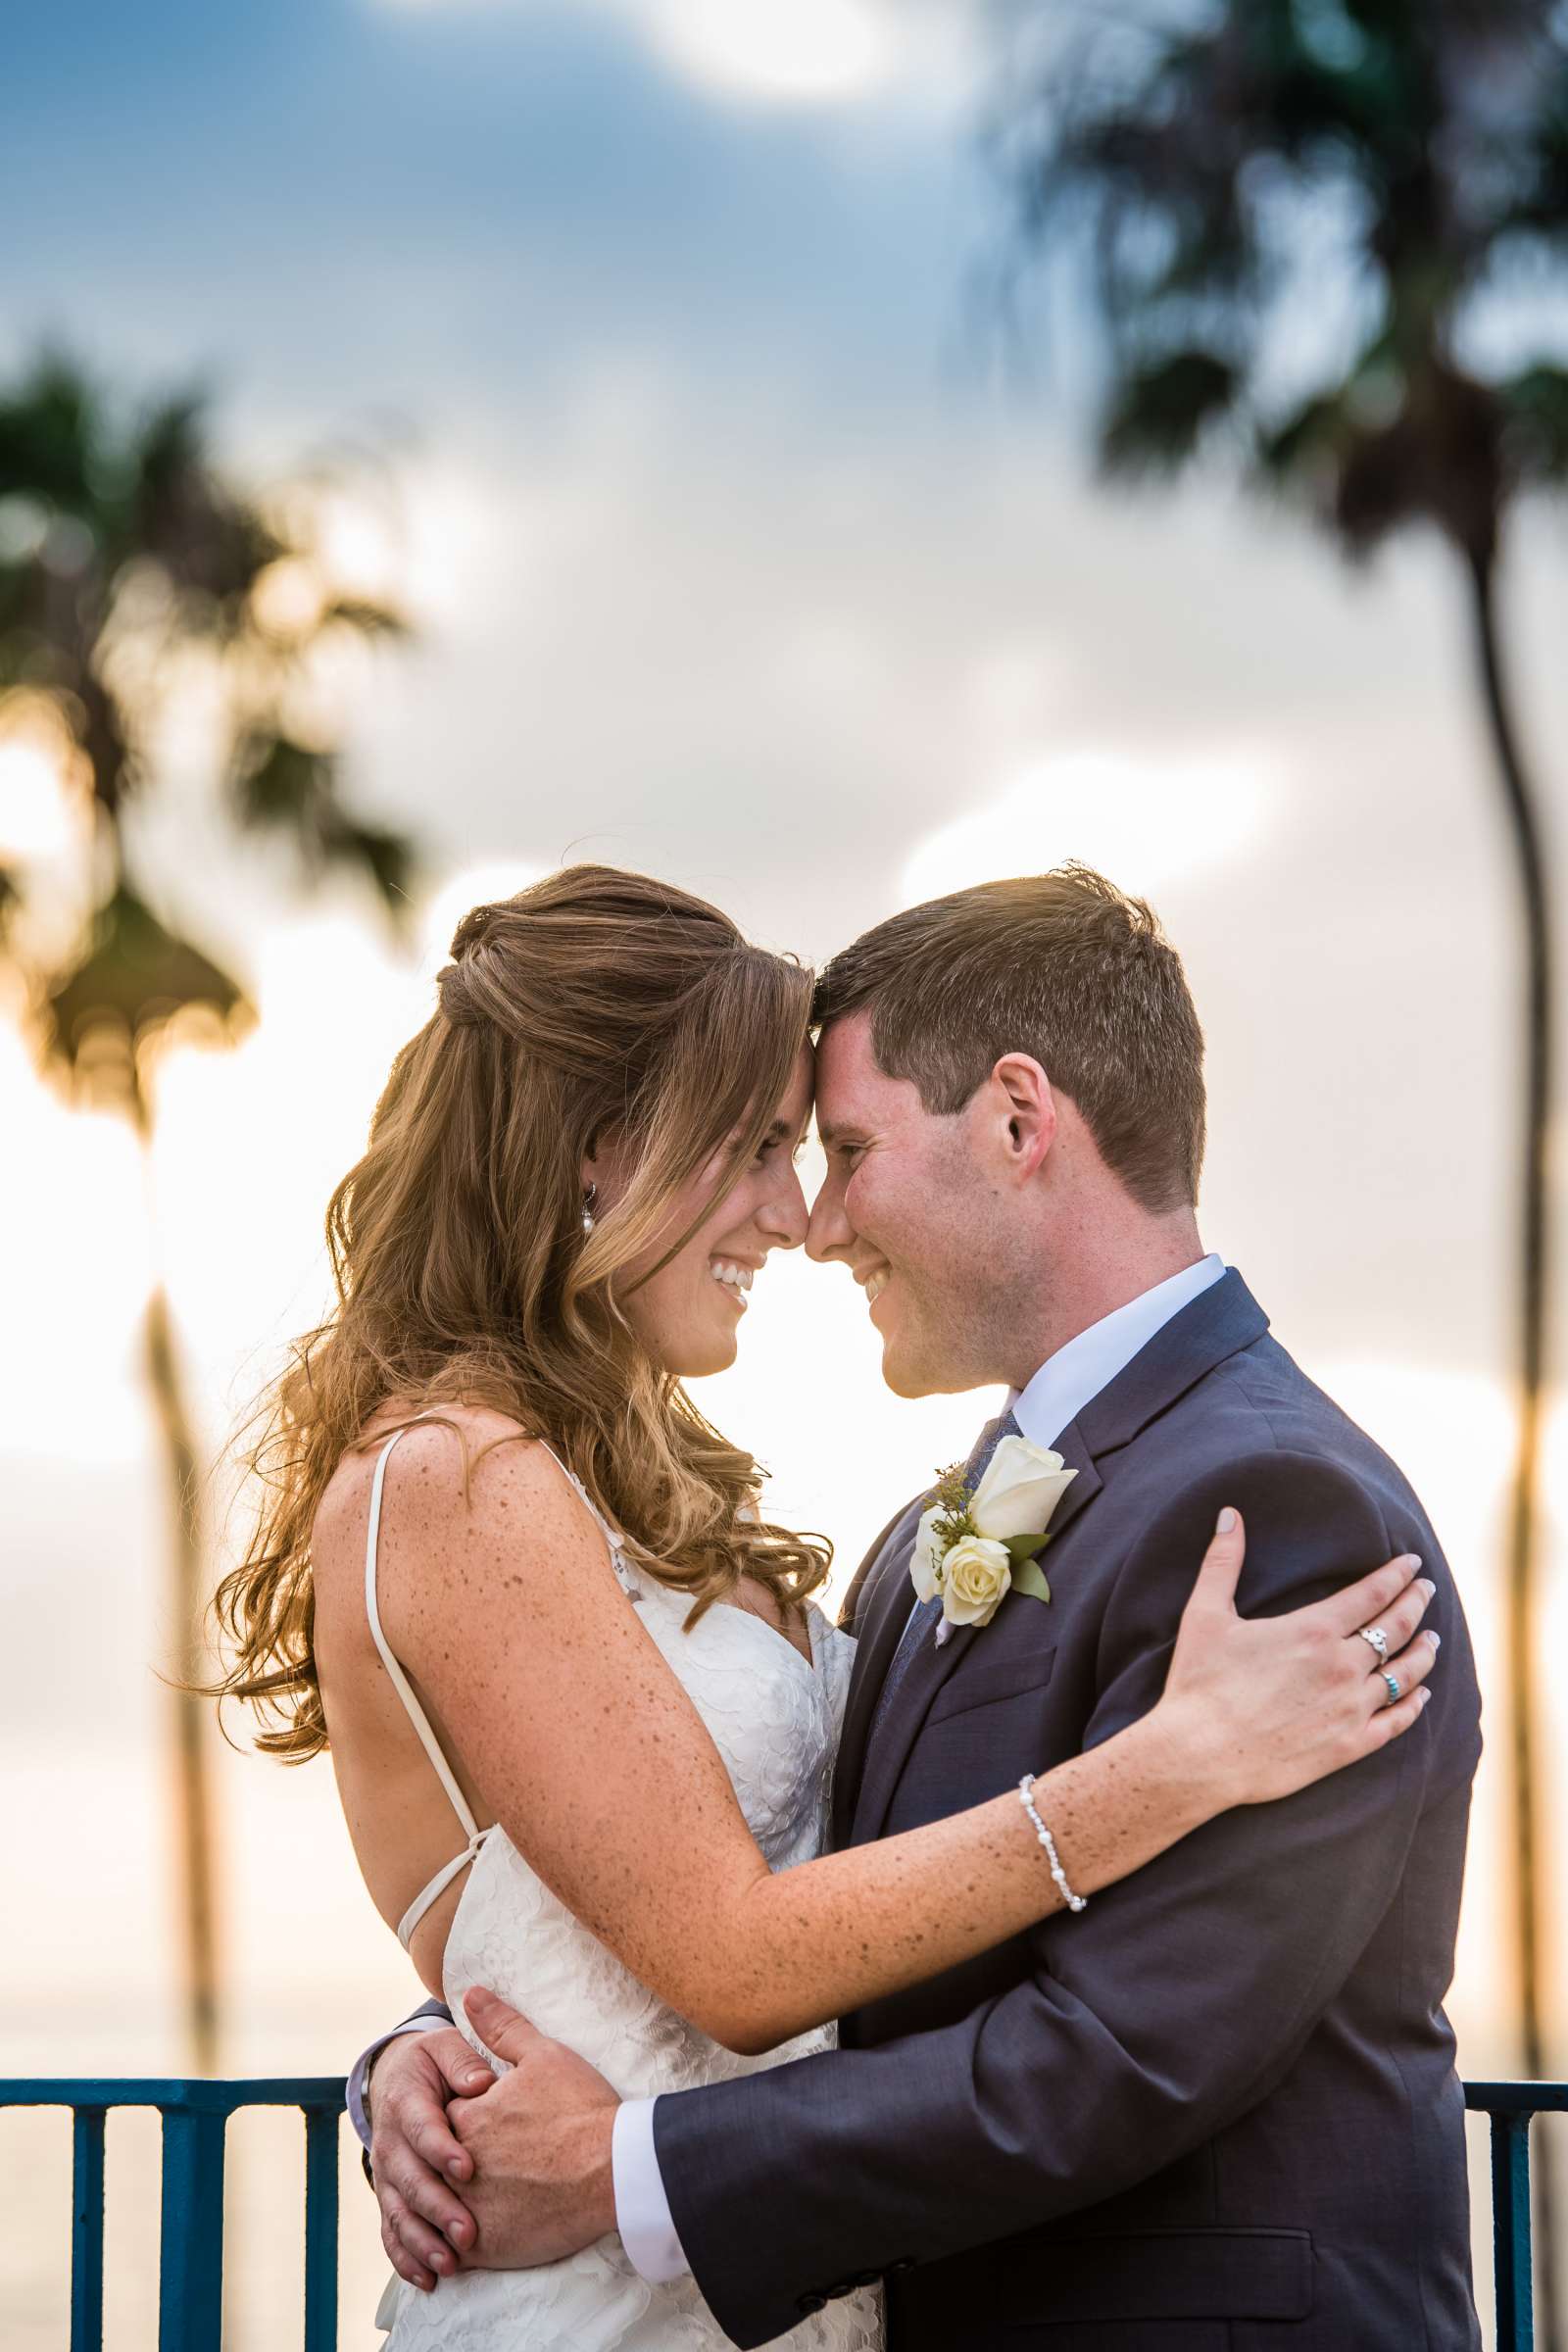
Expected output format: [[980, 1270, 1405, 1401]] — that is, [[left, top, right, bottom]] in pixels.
[[613, 1251, 1228, 2283]]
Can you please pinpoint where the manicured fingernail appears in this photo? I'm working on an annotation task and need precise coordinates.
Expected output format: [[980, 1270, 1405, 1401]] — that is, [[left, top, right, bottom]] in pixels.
[[447, 2158, 466, 2180], [1405, 1556, 1423, 1573], [464, 2070, 490, 2087], [1419, 1688, 1432, 1707], [1418, 1579, 1436, 1599], [1430, 1632, 1442, 1649], [1216, 1507, 1237, 1535]]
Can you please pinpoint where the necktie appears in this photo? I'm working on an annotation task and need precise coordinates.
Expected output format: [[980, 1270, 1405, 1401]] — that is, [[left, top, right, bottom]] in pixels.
[[865, 1407, 1020, 1750]]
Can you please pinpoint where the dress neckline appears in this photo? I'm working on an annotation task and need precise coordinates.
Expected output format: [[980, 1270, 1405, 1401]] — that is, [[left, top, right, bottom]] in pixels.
[[709, 1594, 822, 1683]]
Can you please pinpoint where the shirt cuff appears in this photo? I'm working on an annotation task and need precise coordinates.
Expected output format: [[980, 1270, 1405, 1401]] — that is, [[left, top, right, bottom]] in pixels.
[[612, 2098, 689, 2283], [346, 2008, 452, 2148]]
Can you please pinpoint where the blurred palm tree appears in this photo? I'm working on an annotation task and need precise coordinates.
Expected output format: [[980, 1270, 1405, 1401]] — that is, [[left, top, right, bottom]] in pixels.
[[0, 352, 416, 2071], [993, 0, 1567, 2307]]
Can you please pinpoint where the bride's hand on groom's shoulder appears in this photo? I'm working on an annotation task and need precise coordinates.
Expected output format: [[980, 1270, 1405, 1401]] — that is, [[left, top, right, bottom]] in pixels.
[[1157, 1508, 1439, 1813]]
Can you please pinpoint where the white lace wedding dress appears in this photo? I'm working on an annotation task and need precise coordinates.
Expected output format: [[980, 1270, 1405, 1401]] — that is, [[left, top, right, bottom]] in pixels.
[[368, 1424, 883, 2351]]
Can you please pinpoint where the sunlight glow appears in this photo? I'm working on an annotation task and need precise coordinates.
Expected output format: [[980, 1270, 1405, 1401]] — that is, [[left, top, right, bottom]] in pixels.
[[369, 0, 912, 107], [0, 733, 74, 861], [649, 0, 896, 105], [248, 557, 326, 642], [902, 748, 1279, 909]]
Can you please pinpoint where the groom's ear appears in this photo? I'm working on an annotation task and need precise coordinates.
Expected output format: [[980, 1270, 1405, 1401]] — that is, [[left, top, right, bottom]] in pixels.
[[990, 1054, 1055, 1183]]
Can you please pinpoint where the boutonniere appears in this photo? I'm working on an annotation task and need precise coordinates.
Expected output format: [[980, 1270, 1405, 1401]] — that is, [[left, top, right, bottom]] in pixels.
[[910, 1435, 1078, 1646]]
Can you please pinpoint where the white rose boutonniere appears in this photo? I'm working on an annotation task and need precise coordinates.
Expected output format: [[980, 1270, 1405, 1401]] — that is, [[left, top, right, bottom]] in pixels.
[[910, 1434, 1078, 1645]]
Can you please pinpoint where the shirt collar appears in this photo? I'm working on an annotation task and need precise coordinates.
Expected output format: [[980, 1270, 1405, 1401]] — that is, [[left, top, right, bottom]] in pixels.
[[1008, 1253, 1227, 1451]]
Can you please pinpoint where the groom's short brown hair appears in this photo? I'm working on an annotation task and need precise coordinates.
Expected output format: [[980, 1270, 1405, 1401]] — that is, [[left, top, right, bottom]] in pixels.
[[813, 866, 1205, 1212]]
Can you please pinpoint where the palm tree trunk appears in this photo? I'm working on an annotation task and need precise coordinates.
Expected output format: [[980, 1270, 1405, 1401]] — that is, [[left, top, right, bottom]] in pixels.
[[1465, 538, 1558, 2345], [134, 1090, 220, 2075]]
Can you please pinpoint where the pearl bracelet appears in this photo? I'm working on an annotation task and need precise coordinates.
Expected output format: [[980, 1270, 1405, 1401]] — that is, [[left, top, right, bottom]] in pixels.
[[1018, 1774, 1088, 1913]]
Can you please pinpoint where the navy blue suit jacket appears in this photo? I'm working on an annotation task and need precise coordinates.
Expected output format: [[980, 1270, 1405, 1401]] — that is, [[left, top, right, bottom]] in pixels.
[[653, 1273, 1484, 2349]]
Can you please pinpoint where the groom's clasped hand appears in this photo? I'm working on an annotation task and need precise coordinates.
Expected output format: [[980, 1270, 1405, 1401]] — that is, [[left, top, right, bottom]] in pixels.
[[215, 863, 1479, 2350], [405, 1985, 625, 2272]]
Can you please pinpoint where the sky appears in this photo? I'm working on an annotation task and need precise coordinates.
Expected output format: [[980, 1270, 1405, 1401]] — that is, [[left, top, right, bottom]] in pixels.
[[3, 0, 1567, 2340]]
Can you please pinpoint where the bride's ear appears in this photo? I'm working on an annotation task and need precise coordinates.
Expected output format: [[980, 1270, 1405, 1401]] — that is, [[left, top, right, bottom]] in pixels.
[[581, 1127, 629, 1207]]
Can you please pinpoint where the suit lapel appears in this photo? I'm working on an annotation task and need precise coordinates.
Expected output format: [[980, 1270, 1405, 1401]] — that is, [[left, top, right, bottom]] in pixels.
[[851, 1422, 1102, 1844], [833, 1495, 928, 1845], [838, 1495, 918, 1639], [1072, 1267, 1268, 1458]]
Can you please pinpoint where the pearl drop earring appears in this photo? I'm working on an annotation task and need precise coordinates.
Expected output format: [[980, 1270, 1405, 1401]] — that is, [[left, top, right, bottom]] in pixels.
[[582, 1184, 598, 1235]]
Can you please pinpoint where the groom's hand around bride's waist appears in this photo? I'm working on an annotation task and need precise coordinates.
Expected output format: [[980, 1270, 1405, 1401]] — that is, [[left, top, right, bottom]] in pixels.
[[368, 2023, 493, 2291], [369, 1984, 622, 2287]]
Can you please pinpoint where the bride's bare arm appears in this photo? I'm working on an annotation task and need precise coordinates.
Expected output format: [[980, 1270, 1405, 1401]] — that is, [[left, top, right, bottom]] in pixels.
[[375, 1427, 1435, 2059]]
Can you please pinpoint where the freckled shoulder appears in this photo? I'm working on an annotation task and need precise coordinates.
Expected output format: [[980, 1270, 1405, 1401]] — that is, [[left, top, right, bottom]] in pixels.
[[342, 1407, 622, 1652], [313, 1403, 523, 1573]]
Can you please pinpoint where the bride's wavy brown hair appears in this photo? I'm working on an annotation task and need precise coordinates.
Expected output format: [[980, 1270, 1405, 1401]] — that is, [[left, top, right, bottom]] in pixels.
[[211, 863, 829, 1762]]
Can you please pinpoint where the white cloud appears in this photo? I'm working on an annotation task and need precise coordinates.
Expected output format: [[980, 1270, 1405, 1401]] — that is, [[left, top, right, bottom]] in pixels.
[[902, 745, 1281, 908], [368, 0, 971, 111], [644, 0, 898, 106]]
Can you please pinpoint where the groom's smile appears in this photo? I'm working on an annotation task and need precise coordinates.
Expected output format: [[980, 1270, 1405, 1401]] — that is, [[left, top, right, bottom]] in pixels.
[[808, 1010, 1006, 1399], [859, 1264, 892, 1310]]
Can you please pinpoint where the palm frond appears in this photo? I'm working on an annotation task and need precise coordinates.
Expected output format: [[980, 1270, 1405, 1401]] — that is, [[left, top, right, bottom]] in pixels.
[[998, 0, 1567, 566], [1499, 361, 1568, 481], [1254, 364, 1394, 528], [0, 349, 421, 983], [320, 813, 419, 921], [0, 351, 101, 509], [131, 402, 283, 612], [232, 731, 335, 837], [232, 729, 417, 917], [1257, 383, 1354, 482], [1100, 349, 1242, 476], [134, 391, 211, 498], [40, 886, 252, 1071], [321, 594, 412, 641]]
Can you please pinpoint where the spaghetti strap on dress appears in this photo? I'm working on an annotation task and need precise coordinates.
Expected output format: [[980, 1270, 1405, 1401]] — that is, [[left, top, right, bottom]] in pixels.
[[364, 1422, 500, 1949], [365, 1421, 642, 1949]]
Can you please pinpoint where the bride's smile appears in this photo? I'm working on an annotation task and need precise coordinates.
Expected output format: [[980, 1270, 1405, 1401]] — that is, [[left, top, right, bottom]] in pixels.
[[589, 1042, 813, 1381]]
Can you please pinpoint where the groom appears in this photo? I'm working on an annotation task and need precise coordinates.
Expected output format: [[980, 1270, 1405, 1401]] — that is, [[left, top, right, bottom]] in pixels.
[[356, 867, 1483, 2348]]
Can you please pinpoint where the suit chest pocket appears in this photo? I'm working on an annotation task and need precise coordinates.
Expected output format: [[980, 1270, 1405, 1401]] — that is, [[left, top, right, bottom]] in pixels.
[[926, 1641, 1057, 1725]]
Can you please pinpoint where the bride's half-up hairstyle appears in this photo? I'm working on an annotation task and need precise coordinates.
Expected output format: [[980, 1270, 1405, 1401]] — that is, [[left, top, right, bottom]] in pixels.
[[211, 863, 827, 1761]]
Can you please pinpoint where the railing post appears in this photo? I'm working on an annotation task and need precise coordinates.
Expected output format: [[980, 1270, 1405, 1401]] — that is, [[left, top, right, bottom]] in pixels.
[[1492, 2108, 1536, 2350], [159, 2102, 227, 2352], [71, 2106, 105, 2352], [303, 2106, 339, 2352]]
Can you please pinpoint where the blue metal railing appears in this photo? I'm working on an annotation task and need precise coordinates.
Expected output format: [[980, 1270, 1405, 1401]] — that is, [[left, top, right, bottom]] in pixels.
[[0, 2076, 1563, 2347], [1465, 2080, 1568, 2350], [0, 2077, 344, 2352]]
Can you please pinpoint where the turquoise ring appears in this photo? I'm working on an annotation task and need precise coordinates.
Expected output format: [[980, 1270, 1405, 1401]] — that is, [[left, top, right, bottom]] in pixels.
[[1381, 1671, 1401, 1705]]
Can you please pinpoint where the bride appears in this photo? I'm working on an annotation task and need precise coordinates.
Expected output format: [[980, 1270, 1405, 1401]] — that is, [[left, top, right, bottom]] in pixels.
[[211, 865, 1434, 2350]]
